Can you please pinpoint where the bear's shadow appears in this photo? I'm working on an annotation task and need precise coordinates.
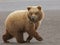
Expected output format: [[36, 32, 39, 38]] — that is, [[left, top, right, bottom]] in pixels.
[[1, 41, 43, 45]]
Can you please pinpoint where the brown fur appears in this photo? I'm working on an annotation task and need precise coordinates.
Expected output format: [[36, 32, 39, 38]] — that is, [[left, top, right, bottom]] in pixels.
[[2, 6, 44, 43]]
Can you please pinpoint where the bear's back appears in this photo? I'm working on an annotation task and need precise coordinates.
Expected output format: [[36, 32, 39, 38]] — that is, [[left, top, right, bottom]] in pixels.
[[5, 10, 29, 29]]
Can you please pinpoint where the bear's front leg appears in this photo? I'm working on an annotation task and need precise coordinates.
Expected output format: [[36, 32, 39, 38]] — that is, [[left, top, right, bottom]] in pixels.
[[26, 26, 43, 42], [26, 22, 40, 43], [26, 35, 33, 43]]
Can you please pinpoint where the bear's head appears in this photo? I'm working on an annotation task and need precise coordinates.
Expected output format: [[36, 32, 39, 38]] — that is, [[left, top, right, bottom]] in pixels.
[[27, 6, 43, 23]]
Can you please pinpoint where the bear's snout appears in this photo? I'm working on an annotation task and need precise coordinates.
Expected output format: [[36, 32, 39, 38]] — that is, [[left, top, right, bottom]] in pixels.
[[31, 15, 37, 21]]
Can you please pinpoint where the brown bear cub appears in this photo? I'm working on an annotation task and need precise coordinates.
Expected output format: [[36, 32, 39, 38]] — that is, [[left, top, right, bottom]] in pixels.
[[2, 6, 44, 43]]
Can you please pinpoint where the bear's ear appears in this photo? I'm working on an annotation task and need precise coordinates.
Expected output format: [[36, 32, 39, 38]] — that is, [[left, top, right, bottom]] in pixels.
[[37, 6, 41, 10], [27, 6, 31, 11]]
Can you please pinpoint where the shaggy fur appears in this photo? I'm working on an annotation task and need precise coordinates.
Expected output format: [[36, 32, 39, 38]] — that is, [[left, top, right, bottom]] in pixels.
[[2, 6, 44, 43]]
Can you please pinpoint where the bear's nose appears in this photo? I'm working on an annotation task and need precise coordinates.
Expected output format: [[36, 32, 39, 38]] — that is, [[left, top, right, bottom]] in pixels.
[[31, 15, 37, 21], [31, 16, 35, 21]]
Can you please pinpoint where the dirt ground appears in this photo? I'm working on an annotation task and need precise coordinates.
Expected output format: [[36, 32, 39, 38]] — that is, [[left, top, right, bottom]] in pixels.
[[0, 10, 60, 45]]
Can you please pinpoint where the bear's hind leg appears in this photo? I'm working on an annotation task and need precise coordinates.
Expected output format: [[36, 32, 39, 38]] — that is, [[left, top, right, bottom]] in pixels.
[[2, 32, 13, 43], [15, 32, 25, 43]]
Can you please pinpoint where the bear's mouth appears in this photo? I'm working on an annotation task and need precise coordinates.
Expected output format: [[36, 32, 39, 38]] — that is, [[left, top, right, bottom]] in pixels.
[[28, 16, 38, 23]]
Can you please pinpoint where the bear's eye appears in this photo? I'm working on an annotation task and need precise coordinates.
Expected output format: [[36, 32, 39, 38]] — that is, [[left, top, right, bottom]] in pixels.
[[35, 12, 39, 15], [29, 12, 33, 15]]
